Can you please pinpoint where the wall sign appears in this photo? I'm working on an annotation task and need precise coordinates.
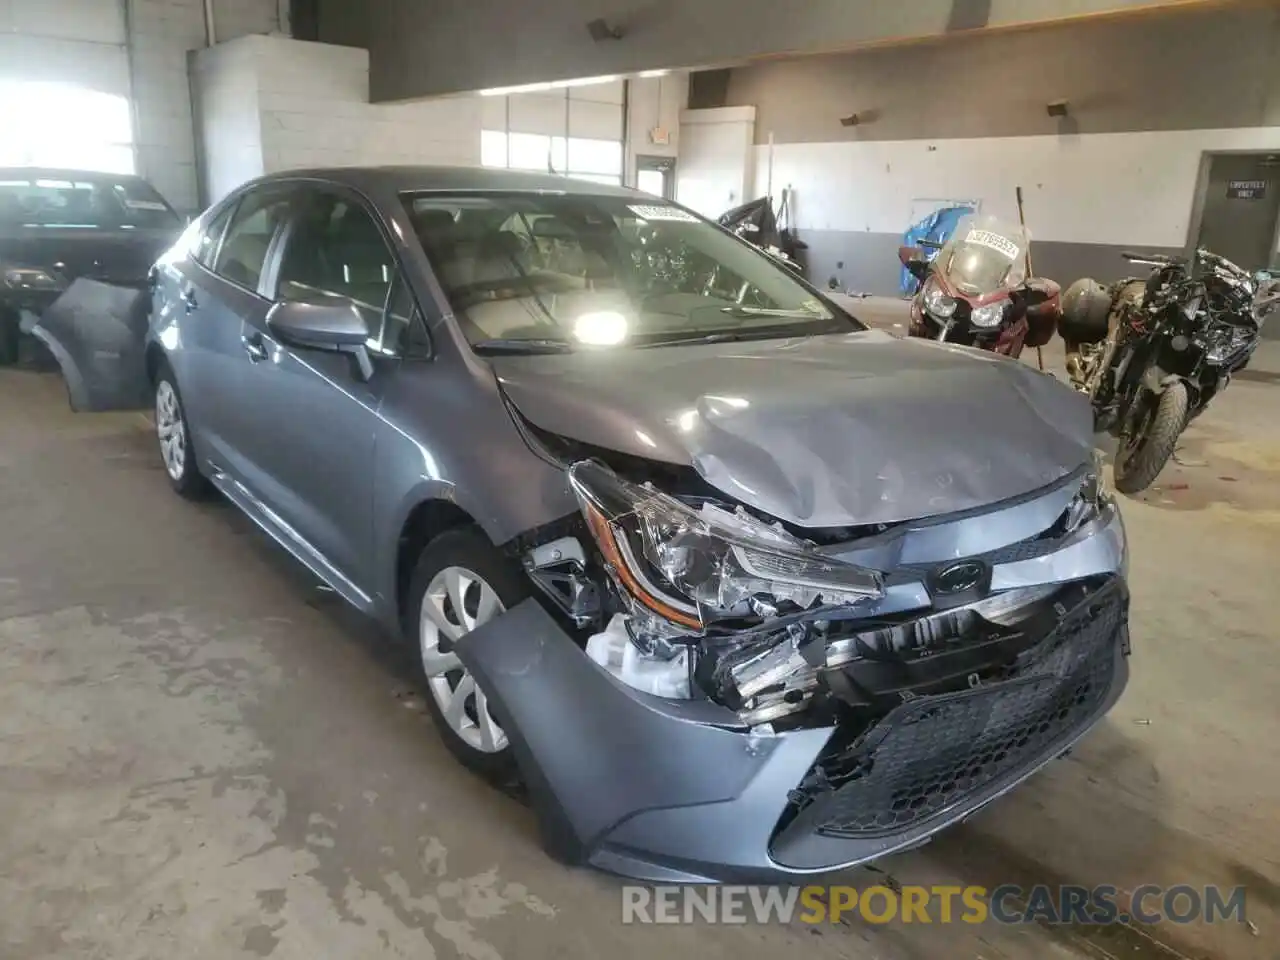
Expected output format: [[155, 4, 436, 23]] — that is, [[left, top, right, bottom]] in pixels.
[[1227, 179, 1268, 200]]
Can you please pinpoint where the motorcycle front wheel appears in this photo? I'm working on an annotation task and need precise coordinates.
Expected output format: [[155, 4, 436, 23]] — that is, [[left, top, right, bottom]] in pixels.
[[1113, 381, 1189, 494]]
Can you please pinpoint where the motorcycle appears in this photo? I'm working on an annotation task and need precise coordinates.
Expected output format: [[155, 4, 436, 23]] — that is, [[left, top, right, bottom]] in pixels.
[[1060, 248, 1273, 494], [899, 214, 1060, 358]]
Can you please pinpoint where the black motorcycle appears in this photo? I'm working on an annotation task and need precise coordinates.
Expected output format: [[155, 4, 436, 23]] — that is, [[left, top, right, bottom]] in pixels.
[[717, 196, 806, 274], [1060, 248, 1271, 494]]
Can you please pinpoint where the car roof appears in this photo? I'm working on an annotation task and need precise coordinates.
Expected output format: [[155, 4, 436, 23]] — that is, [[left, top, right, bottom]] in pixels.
[[0, 167, 154, 184], [251, 165, 645, 199]]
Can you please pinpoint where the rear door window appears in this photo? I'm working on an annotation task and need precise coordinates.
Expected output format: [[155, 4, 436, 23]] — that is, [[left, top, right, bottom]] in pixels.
[[193, 203, 234, 268], [212, 189, 292, 292]]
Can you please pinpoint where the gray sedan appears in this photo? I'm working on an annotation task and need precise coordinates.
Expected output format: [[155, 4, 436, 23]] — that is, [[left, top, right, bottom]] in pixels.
[[122, 167, 1127, 881]]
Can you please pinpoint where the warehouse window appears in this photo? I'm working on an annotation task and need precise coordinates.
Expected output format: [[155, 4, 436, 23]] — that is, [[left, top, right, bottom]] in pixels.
[[481, 131, 623, 186], [0, 81, 133, 173]]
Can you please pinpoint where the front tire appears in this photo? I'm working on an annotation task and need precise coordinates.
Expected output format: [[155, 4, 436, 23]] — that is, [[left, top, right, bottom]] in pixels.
[[404, 525, 530, 784], [1114, 381, 1189, 494], [153, 363, 211, 499]]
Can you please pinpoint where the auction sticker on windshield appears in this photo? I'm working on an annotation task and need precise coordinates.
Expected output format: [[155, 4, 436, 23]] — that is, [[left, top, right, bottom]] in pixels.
[[966, 229, 1021, 260], [629, 205, 699, 223]]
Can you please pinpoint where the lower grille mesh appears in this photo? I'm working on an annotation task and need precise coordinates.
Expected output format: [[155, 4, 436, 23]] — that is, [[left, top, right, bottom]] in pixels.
[[811, 583, 1124, 838]]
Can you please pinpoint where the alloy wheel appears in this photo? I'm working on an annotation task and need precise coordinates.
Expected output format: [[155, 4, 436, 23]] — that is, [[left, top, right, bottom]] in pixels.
[[419, 566, 508, 753], [155, 381, 186, 481]]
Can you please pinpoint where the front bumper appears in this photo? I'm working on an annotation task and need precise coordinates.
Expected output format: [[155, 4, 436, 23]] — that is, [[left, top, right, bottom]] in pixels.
[[457, 569, 1129, 883]]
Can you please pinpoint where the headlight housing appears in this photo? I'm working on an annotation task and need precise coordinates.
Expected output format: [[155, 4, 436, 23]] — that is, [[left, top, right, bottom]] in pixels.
[[2, 266, 65, 291], [2, 264, 64, 291], [568, 461, 883, 639], [970, 300, 1006, 328], [923, 278, 956, 319]]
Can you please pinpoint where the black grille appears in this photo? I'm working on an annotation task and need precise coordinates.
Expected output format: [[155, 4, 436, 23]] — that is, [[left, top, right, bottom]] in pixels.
[[808, 583, 1124, 838]]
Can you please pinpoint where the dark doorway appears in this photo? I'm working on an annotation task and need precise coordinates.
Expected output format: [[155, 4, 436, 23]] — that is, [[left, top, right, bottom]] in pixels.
[[1195, 153, 1280, 274]]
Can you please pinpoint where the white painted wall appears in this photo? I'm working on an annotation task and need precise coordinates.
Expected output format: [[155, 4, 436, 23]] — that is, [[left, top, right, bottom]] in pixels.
[[676, 106, 756, 218], [256, 38, 479, 175], [752, 127, 1280, 249], [130, 0, 286, 213], [193, 36, 483, 205], [192, 36, 266, 205]]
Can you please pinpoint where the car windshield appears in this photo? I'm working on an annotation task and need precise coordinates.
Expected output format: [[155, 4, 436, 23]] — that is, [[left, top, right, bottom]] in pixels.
[[402, 192, 861, 350], [0, 174, 180, 229]]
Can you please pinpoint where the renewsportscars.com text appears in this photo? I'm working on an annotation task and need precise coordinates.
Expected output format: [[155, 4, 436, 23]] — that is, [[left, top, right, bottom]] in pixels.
[[621, 884, 1248, 927]]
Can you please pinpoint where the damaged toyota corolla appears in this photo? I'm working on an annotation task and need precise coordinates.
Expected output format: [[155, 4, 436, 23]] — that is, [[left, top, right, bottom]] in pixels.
[[135, 168, 1128, 883]]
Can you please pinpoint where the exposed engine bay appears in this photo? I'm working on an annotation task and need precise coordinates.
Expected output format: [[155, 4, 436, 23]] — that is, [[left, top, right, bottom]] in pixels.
[[518, 453, 1123, 738]]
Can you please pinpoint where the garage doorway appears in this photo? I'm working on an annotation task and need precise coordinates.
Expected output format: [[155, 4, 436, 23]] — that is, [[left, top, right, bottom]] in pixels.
[[1193, 152, 1280, 274]]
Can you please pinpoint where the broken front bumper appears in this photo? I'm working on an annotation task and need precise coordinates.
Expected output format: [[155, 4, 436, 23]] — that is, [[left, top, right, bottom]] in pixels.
[[457, 570, 1129, 883]]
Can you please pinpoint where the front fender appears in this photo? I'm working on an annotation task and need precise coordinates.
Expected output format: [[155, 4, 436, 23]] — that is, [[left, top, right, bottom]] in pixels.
[[1139, 364, 1188, 395], [29, 279, 151, 411]]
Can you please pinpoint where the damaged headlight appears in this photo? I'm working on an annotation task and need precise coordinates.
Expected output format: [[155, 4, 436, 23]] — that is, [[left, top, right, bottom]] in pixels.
[[568, 461, 884, 638], [1060, 451, 1113, 535]]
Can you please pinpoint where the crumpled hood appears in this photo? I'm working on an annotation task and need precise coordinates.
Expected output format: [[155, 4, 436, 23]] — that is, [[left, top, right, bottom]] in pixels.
[[491, 330, 1095, 528]]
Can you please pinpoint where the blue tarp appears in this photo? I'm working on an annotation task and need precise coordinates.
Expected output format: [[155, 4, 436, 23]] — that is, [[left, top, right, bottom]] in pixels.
[[900, 205, 975, 295]]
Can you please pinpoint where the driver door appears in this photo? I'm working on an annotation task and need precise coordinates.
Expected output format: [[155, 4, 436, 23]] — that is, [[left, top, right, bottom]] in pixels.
[[235, 185, 406, 603]]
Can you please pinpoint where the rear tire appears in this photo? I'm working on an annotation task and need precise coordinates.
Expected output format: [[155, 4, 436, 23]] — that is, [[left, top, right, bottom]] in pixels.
[[153, 362, 211, 499], [1114, 381, 1189, 494]]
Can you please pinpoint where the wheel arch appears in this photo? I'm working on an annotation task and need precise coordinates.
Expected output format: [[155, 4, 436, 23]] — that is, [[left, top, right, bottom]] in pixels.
[[394, 496, 481, 630], [145, 342, 167, 386]]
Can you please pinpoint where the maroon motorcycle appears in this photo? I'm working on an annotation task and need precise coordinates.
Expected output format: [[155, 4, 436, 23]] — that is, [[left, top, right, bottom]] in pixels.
[[899, 215, 1060, 359]]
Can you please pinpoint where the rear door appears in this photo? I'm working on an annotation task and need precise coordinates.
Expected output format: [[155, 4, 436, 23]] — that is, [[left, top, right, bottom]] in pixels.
[[168, 185, 293, 480]]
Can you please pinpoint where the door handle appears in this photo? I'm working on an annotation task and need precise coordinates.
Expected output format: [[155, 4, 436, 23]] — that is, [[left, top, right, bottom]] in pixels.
[[181, 286, 198, 312], [242, 331, 269, 362]]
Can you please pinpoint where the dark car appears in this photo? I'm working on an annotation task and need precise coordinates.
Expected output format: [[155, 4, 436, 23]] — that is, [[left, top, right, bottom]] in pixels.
[[0, 168, 183, 405], [85, 166, 1128, 882]]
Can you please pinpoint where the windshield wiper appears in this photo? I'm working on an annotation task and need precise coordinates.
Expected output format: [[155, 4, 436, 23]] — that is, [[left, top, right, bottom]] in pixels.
[[638, 329, 798, 348], [471, 338, 573, 355], [719, 306, 823, 319]]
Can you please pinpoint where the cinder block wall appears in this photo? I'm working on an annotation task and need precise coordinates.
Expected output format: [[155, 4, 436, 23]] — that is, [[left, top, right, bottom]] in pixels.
[[128, 0, 286, 213], [192, 36, 484, 206]]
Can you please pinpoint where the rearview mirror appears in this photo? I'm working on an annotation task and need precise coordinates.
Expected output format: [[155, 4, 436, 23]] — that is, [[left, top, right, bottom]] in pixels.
[[266, 299, 374, 379]]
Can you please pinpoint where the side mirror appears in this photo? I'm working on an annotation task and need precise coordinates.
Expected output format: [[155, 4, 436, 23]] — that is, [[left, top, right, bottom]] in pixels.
[[266, 299, 374, 379]]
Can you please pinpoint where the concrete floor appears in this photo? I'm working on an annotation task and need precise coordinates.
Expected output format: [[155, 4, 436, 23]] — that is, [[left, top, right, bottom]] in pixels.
[[2, 317, 1279, 959]]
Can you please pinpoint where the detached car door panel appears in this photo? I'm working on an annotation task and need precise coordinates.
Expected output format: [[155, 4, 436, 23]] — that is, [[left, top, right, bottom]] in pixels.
[[165, 188, 293, 482]]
